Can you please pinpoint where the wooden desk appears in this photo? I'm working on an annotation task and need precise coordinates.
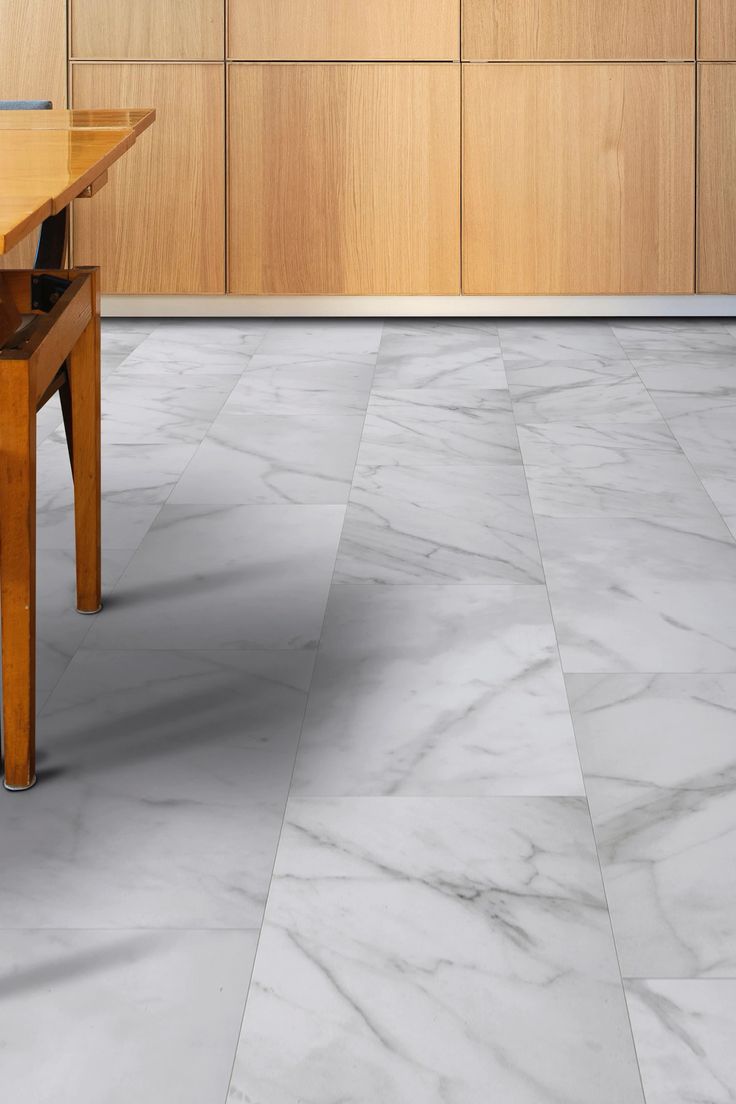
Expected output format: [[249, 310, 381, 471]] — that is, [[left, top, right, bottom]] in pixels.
[[0, 109, 155, 791]]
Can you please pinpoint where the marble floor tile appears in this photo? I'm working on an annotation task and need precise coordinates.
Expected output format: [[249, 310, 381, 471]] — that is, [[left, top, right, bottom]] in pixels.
[[334, 462, 544, 584], [0, 929, 257, 1104], [611, 319, 736, 358], [568, 674, 736, 977], [169, 412, 364, 505], [292, 585, 583, 796], [31, 548, 136, 706], [230, 352, 374, 415], [510, 366, 661, 424], [36, 435, 197, 550], [101, 317, 159, 359], [666, 407, 736, 516], [549, 580, 736, 672], [101, 370, 235, 445], [255, 319, 383, 359], [520, 437, 719, 518], [122, 325, 263, 376], [373, 321, 505, 389], [499, 320, 627, 369], [637, 363, 736, 416], [625, 980, 736, 1104], [535, 515, 736, 589], [36, 393, 63, 444], [0, 650, 312, 927], [517, 421, 679, 452], [227, 797, 643, 1104], [359, 390, 520, 466], [85, 504, 344, 650]]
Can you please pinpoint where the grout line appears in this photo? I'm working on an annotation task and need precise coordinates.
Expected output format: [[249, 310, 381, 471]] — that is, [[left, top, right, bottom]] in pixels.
[[501, 320, 650, 1102]]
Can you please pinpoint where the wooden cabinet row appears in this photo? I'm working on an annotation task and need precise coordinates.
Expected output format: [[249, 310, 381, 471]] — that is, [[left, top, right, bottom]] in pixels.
[[64, 62, 735, 296], [65, 0, 736, 61]]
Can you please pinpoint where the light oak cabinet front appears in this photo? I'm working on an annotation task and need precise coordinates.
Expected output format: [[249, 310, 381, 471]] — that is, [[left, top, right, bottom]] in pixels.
[[228, 64, 460, 295], [72, 64, 225, 294], [0, 0, 67, 268], [463, 0, 694, 60], [228, 0, 459, 61], [699, 0, 736, 59], [463, 64, 695, 295], [698, 64, 736, 292], [71, 0, 224, 60]]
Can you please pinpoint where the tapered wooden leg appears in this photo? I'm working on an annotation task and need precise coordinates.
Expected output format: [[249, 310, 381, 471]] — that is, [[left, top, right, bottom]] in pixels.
[[0, 363, 37, 791], [67, 272, 101, 615]]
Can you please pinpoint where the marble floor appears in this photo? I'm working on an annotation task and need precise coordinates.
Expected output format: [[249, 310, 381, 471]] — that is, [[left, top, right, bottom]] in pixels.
[[1, 316, 736, 1103]]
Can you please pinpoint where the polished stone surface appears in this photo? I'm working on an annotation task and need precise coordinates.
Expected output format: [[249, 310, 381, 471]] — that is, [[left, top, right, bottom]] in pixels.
[[2, 317, 735, 1103], [229, 798, 644, 1104]]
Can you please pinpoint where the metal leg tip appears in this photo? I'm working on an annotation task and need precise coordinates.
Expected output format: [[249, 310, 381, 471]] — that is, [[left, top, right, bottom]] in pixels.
[[3, 775, 37, 792], [76, 603, 103, 615]]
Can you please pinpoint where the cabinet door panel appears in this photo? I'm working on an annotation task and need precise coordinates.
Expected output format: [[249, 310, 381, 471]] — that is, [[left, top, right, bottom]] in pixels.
[[463, 64, 694, 294], [71, 0, 224, 60], [228, 0, 459, 61], [229, 64, 460, 295], [463, 0, 694, 60], [698, 65, 736, 292], [0, 0, 67, 268], [72, 64, 225, 294], [699, 0, 736, 60]]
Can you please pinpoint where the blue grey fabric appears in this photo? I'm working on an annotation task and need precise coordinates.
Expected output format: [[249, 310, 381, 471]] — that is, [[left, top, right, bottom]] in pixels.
[[0, 100, 53, 110]]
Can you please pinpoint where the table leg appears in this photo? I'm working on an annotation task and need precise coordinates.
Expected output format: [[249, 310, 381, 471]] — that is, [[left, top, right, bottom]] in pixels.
[[67, 271, 101, 615], [0, 363, 37, 791]]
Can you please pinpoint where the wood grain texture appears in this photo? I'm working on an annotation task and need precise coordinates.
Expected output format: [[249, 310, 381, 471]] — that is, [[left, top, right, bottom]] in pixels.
[[228, 0, 459, 60], [72, 65, 225, 294], [463, 63, 695, 295], [229, 64, 460, 295], [698, 0, 736, 59], [463, 0, 694, 59], [0, 0, 67, 268], [698, 64, 736, 292], [71, 0, 224, 60]]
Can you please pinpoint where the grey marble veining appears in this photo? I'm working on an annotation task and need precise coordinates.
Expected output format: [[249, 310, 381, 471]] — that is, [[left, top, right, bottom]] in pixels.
[[292, 586, 583, 796], [359, 390, 520, 466], [169, 411, 364, 505], [0, 650, 312, 928], [638, 363, 736, 417], [569, 674, 736, 977], [520, 435, 720, 518], [374, 321, 505, 389], [84, 504, 345, 650], [500, 319, 627, 369], [229, 352, 375, 415], [335, 462, 544, 584], [7, 316, 736, 1102], [535, 514, 736, 589], [101, 370, 236, 445], [625, 980, 736, 1104], [0, 929, 258, 1104], [549, 580, 736, 672], [255, 319, 383, 359], [227, 797, 643, 1104]]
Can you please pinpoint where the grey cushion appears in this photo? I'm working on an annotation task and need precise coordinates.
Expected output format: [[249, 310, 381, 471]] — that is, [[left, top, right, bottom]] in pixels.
[[0, 100, 53, 110]]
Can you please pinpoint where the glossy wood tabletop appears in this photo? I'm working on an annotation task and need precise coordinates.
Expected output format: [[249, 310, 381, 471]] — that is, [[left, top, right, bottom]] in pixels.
[[0, 108, 155, 253]]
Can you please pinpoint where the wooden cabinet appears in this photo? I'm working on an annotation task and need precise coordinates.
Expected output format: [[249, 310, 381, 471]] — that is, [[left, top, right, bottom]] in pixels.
[[228, 0, 459, 61], [698, 65, 736, 292], [72, 64, 225, 294], [699, 0, 736, 59], [463, 0, 694, 59], [0, 0, 68, 268], [463, 64, 695, 295], [228, 64, 460, 295], [71, 0, 224, 60]]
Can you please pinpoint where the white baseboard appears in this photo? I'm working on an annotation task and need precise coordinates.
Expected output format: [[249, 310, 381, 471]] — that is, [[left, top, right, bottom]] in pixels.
[[102, 294, 736, 319]]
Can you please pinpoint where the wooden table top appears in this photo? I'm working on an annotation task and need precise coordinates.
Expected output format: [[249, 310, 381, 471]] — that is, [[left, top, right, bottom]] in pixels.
[[0, 108, 155, 254]]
